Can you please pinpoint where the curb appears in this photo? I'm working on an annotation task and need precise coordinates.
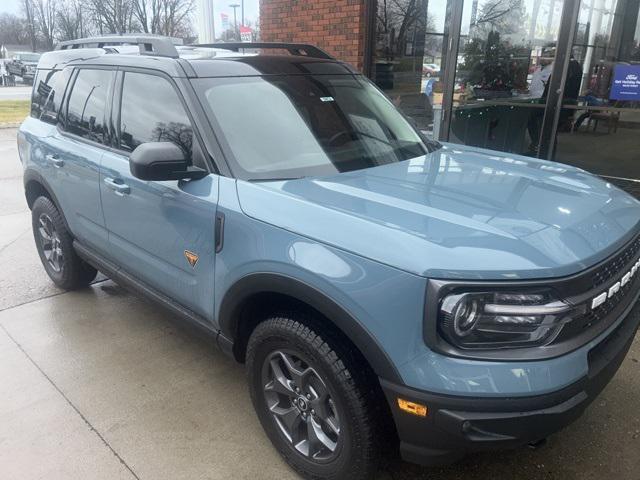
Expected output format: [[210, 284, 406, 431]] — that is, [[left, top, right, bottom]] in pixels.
[[0, 123, 21, 129]]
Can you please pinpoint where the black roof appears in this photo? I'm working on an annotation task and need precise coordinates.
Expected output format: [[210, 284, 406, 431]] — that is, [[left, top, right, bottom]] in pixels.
[[39, 37, 359, 78], [189, 55, 358, 77]]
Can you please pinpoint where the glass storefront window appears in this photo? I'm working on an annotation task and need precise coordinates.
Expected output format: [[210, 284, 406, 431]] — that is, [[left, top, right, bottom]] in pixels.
[[372, 0, 450, 138], [449, 0, 567, 155], [553, 0, 640, 196]]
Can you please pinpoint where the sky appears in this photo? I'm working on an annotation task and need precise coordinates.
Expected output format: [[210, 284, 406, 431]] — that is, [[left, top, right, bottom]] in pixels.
[[0, 0, 260, 37], [2, 0, 22, 15]]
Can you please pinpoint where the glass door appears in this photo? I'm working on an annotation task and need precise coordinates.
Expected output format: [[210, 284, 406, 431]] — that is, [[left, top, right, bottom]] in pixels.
[[371, 0, 457, 139], [553, 0, 640, 197], [446, 0, 568, 156]]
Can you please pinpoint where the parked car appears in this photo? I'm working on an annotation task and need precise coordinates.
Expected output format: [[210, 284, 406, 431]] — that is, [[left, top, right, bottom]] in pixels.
[[422, 62, 440, 77], [19, 36, 640, 480], [7, 52, 41, 84]]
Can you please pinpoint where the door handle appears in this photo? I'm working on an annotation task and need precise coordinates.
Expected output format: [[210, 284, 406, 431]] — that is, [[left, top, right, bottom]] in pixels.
[[45, 154, 64, 168], [103, 177, 131, 196]]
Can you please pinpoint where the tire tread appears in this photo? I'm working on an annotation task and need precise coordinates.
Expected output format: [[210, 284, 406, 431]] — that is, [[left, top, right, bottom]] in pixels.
[[247, 314, 380, 480]]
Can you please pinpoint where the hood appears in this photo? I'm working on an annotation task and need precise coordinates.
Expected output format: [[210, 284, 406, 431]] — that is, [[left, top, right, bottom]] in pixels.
[[236, 144, 640, 280]]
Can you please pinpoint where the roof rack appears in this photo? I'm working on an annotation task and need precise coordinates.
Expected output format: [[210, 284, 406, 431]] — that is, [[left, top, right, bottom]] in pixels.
[[190, 42, 334, 60], [56, 35, 181, 58]]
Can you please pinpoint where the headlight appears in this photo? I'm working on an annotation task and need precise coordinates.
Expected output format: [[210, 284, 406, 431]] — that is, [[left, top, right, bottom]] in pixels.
[[439, 291, 579, 349]]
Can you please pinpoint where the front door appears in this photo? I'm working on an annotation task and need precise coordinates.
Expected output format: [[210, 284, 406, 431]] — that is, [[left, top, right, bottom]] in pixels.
[[100, 70, 219, 320]]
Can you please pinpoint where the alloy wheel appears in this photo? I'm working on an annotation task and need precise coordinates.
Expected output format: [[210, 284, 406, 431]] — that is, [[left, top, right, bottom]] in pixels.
[[262, 350, 341, 461], [38, 213, 63, 273]]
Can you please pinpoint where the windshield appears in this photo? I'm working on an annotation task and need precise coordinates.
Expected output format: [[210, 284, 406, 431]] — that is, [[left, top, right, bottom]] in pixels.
[[193, 74, 440, 180], [18, 53, 40, 62]]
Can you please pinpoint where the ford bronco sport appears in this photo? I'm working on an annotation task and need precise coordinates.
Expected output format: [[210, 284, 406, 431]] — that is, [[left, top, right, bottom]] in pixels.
[[19, 35, 640, 480]]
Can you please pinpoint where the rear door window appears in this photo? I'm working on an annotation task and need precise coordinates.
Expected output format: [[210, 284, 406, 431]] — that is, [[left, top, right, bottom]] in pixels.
[[65, 69, 114, 144]]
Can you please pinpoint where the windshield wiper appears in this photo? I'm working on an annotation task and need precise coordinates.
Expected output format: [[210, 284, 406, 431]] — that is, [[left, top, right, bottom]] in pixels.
[[248, 176, 305, 182]]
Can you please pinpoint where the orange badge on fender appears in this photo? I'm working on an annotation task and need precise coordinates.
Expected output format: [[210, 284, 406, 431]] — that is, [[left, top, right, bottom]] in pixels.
[[184, 250, 199, 268]]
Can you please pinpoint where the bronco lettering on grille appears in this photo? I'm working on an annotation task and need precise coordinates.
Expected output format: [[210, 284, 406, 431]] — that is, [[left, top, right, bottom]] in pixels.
[[591, 258, 640, 310]]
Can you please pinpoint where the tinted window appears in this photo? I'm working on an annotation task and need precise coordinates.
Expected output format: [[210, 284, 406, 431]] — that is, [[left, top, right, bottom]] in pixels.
[[31, 69, 71, 125], [194, 75, 436, 180], [66, 69, 113, 143], [119, 72, 193, 160]]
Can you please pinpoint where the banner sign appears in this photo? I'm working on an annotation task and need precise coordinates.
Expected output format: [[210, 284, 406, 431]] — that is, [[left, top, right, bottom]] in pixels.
[[610, 64, 640, 100], [240, 26, 252, 42], [221, 13, 229, 31]]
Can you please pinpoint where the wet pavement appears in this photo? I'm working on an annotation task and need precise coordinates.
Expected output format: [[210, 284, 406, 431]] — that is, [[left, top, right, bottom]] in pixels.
[[0, 127, 639, 479]]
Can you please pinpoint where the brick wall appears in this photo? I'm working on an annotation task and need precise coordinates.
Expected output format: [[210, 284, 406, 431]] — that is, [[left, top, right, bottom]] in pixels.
[[259, 0, 367, 71]]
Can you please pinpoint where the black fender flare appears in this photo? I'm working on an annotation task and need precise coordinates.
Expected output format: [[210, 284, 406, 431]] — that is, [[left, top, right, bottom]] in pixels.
[[218, 272, 403, 384], [23, 168, 72, 232]]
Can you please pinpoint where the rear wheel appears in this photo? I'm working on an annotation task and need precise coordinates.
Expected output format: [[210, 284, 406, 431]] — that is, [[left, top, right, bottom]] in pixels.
[[247, 315, 380, 480], [31, 196, 98, 290]]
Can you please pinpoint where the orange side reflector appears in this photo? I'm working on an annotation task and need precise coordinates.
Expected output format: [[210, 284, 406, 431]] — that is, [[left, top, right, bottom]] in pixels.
[[397, 398, 428, 417]]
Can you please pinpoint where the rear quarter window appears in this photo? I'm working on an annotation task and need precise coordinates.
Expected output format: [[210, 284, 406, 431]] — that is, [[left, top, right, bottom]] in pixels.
[[31, 69, 71, 125]]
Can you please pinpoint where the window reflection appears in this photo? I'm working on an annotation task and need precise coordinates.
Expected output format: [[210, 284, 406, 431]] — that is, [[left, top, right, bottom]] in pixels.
[[119, 72, 193, 160], [66, 69, 114, 144], [553, 0, 640, 197], [195, 74, 431, 180]]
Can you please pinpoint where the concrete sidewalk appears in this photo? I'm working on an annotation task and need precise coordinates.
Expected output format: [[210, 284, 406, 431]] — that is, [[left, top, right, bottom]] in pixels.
[[0, 282, 297, 480], [0, 86, 31, 100], [1, 126, 639, 479]]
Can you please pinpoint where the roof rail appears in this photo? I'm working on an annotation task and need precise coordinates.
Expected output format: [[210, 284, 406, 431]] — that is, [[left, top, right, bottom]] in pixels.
[[190, 42, 334, 60], [56, 35, 181, 58]]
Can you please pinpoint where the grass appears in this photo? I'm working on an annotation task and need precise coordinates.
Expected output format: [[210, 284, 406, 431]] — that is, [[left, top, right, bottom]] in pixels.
[[0, 100, 30, 125]]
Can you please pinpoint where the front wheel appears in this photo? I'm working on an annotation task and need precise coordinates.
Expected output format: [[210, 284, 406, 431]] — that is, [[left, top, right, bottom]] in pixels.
[[31, 196, 98, 290], [246, 315, 381, 480]]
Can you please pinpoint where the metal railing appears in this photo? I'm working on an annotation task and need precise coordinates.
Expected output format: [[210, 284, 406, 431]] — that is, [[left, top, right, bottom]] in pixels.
[[190, 42, 333, 60]]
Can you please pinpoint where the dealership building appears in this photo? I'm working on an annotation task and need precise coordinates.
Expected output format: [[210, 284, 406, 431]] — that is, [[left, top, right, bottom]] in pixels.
[[217, 0, 640, 196]]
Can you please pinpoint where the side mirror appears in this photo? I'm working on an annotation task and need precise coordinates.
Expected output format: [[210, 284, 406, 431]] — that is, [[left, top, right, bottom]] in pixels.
[[129, 142, 206, 181]]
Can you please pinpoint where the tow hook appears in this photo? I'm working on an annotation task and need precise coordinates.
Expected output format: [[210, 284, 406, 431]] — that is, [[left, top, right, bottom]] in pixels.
[[528, 438, 548, 449]]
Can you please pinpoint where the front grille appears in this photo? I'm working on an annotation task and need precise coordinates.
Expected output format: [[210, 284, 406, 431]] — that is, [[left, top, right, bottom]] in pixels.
[[591, 233, 640, 289], [568, 275, 638, 337], [555, 235, 640, 344]]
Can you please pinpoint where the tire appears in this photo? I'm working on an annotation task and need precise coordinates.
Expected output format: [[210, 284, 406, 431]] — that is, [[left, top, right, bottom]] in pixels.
[[246, 315, 381, 480], [31, 196, 98, 290]]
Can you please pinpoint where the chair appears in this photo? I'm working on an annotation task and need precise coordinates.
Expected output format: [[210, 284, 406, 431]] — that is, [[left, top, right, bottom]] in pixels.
[[587, 103, 621, 134]]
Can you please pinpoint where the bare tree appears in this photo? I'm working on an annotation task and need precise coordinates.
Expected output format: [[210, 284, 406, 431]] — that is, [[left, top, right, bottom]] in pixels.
[[85, 0, 137, 34], [33, 0, 58, 50], [57, 0, 89, 41], [132, 0, 194, 37], [22, 0, 38, 51], [0, 13, 31, 46], [377, 0, 430, 57]]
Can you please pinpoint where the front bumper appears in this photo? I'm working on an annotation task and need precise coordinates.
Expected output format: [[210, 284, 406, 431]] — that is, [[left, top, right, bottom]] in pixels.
[[381, 298, 640, 466]]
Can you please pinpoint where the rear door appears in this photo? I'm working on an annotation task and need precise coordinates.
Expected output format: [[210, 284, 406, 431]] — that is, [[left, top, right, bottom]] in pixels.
[[100, 70, 219, 320], [45, 68, 115, 254]]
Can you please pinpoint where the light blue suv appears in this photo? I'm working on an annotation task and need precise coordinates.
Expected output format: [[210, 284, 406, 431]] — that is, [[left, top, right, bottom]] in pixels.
[[19, 36, 640, 479]]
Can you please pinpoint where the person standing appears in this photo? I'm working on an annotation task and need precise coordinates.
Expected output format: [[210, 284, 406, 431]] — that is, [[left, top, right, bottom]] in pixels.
[[527, 46, 555, 154]]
